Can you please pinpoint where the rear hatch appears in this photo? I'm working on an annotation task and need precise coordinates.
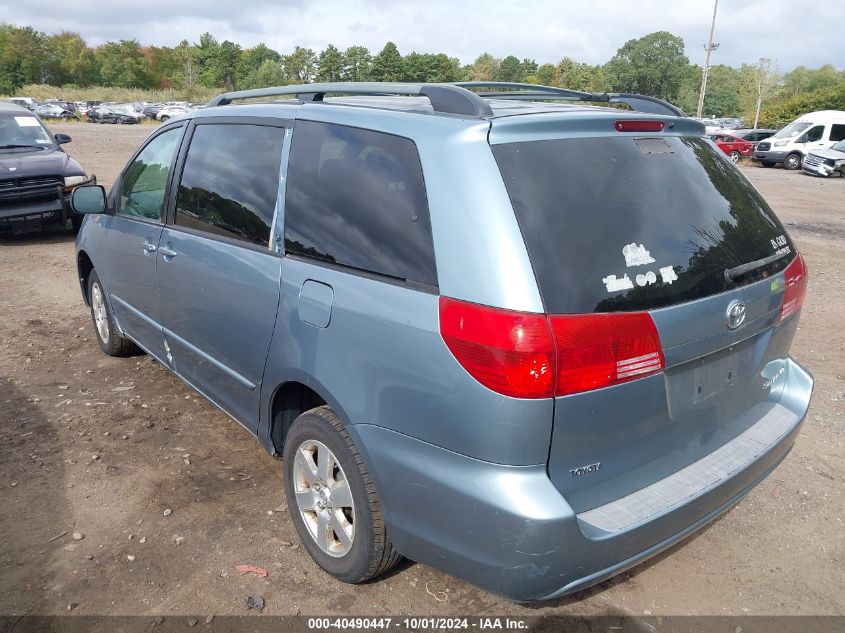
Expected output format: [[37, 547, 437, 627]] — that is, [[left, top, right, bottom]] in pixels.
[[490, 116, 807, 510]]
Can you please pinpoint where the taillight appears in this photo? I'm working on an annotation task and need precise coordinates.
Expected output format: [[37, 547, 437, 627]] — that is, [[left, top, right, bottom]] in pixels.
[[439, 298, 664, 399], [549, 312, 664, 396], [615, 120, 665, 132], [439, 297, 555, 399], [780, 254, 808, 321]]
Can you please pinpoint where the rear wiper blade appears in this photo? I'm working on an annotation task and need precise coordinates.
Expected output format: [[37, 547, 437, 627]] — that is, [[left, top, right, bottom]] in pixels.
[[724, 249, 790, 282]]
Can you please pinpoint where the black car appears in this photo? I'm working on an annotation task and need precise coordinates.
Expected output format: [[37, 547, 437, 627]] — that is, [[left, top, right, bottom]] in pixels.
[[142, 103, 164, 119], [86, 105, 137, 124], [0, 102, 94, 234]]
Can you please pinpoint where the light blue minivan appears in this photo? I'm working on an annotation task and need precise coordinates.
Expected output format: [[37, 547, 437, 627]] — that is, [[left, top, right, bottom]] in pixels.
[[73, 82, 812, 601]]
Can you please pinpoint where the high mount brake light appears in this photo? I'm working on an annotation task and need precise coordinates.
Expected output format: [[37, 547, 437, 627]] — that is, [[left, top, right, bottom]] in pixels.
[[439, 298, 665, 399], [780, 254, 808, 321], [615, 120, 665, 132]]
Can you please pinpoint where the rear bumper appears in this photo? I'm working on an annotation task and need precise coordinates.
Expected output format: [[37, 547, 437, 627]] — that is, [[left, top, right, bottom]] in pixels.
[[354, 358, 812, 602]]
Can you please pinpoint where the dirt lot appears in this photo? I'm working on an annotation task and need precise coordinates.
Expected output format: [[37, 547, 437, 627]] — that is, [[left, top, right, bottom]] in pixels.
[[1, 123, 843, 618]]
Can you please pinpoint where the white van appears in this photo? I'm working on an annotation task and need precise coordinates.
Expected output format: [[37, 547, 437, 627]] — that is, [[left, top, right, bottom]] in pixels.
[[753, 110, 845, 170]]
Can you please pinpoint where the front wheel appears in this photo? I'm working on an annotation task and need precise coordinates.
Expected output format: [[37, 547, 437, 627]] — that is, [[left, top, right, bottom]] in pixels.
[[783, 153, 802, 170], [283, 406, 401, 583], [87, 270, 139, 357], [729, 150, 741, 163], [159, 115, 169, 122]]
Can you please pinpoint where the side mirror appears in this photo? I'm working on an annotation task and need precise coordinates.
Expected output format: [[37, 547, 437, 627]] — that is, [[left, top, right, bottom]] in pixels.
[[55, 133, 72, 144], [71, 184, 107, 215]]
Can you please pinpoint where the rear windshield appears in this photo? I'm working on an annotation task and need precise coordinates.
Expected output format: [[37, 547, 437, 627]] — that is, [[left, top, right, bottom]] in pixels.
[[492, 136, 795, 314]]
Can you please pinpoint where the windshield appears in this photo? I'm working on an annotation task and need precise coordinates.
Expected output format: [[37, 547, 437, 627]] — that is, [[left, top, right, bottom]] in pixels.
[[772, 121, 811, 139], [0, 114, 54, 147], [492, 135, 795, 313], [832, 140, 845, 153]]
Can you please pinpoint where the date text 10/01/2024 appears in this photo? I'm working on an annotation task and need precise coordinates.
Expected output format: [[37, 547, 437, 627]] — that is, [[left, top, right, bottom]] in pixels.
[[307, 618, 528, 630]]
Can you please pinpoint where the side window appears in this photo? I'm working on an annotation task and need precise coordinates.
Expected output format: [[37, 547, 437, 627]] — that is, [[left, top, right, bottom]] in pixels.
[[830, 124, 845, 142], [175, 123, 285, 247], [119, 127, 182, 220], [805, 125, 824, 142], [284, 121, 437, 286]]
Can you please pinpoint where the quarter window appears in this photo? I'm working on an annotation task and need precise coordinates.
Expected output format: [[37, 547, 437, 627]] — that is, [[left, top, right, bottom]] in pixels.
[[830, 124, 845, 142], [118, 127, 182, 221], [175, 123, 285, 247], [284, 121, 437, 286]]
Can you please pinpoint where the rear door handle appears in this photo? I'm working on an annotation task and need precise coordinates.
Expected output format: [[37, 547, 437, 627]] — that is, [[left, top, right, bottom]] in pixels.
[[159, 246, 178, 259]]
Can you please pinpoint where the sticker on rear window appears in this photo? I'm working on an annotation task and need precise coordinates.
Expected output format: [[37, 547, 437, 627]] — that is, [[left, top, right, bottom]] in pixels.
[[659, 266, 678, 285], [623, 242, 655, 267], [602, 273, 634, 292], [14, 116, 40, 127]]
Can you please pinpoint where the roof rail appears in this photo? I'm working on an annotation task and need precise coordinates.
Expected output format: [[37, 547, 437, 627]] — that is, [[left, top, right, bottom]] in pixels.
[[206, 82, 494, 118], [453, 82, 686, 117]]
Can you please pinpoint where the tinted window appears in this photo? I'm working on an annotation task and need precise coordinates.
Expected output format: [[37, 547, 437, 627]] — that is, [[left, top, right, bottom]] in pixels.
[[175, 123, 285, 247], [119, 127, 182, 221], [805, 125, 824, 142], [492, 136, 795, 314], [284, 121, 436, 286], [830, 124, 845, 142]]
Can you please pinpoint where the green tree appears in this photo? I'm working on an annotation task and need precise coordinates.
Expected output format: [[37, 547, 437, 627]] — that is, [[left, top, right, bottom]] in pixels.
[[555, 57, 606, 91], [212, 40, 242, 89], [95, 40, 152, 88], [44, 32, 97, 87], [317, 44, 344, 82], [603, 31, 691, 102], [370, 42, 404, 82], [701, 64, 742, 117], [0, 25, 47, 91], [193, 33, 221, 88], [534, 63, 556, 86], [468, 53, 499, 81], [237, 43, 282, 88], [146, 45, 179, 89], [497, 55, 524, 82], [342, 46, 371, 81], [781, 64, 843, 97], [284, 46, 317, 82], [247, 59, 286, 88]]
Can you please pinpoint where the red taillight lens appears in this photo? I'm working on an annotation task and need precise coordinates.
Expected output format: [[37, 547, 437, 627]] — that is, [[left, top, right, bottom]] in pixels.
[[439, 298, 665, 399], [615, 120, 665, 132], [549, 312, 664, 396], [439, 297, 555, 399], [780, 254, 808, 321]]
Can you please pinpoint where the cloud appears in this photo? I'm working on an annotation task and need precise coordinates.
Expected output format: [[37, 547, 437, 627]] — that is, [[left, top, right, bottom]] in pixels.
[[0, 0, 842, 70]]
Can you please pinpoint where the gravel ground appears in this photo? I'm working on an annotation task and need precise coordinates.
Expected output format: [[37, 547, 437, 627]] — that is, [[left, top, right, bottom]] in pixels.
[[0, 122, 843, 618]]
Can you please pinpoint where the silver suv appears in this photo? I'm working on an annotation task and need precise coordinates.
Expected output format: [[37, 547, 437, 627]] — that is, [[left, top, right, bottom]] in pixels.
[[72, 82, 812, 601]]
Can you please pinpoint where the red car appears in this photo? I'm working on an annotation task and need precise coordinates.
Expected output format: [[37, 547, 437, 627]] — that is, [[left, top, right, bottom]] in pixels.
[[709, 133, 754, 163]]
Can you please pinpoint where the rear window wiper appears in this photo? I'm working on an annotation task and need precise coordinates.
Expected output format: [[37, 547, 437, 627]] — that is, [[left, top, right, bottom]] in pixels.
[[724, 249, 791, 283]]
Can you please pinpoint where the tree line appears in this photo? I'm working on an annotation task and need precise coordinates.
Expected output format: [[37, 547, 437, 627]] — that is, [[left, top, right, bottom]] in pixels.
[[1, 24, 843, 123]]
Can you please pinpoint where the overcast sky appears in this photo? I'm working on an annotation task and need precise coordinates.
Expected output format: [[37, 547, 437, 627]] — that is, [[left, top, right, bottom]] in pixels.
[[1, 0, 843, 71]]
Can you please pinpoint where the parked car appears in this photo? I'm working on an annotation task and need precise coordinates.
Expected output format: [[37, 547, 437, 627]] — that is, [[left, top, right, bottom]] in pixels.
[[111, 103, 144, 122], [72, 81, 812, 602], [35, 103, 76, 120], [709, 132, 755, 162], [5, 97, 38, 111], [86, 105, 138, 125], [0, 102, 94, 233], [729, 128, 777, 147], [753, 110, 845, 169], [802, 139, 845, 177], [156, 105, 190, 122]]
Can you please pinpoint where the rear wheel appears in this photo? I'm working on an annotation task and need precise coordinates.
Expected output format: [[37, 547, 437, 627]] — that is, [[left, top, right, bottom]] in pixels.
[[159, 115, 169, 122], [283, 406, 401, 583], [87, 270, 138, 357], [783, 153, 802, 170], [729, 150, 741, 163]]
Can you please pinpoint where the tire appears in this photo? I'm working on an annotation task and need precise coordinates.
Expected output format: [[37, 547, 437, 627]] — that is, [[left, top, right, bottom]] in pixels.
[[729, 150, 741, 163], [783, 153, 802, 170], [761, 161, 775, 167], [87, 270, 139, 357], [283, 406, 401, 583], [159, 115, 169, 122]]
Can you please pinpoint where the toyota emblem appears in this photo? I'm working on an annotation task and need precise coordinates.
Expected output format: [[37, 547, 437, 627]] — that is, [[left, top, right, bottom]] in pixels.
[[726, 300, 747, 330]]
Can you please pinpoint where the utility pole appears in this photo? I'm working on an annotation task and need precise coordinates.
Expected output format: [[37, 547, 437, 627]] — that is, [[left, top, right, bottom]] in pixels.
[[695, 0, 719, 118]]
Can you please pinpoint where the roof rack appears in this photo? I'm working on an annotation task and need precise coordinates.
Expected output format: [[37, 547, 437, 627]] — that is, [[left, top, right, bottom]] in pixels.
[[206, 82, 494, 118], [453, 82, 686, 117]]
